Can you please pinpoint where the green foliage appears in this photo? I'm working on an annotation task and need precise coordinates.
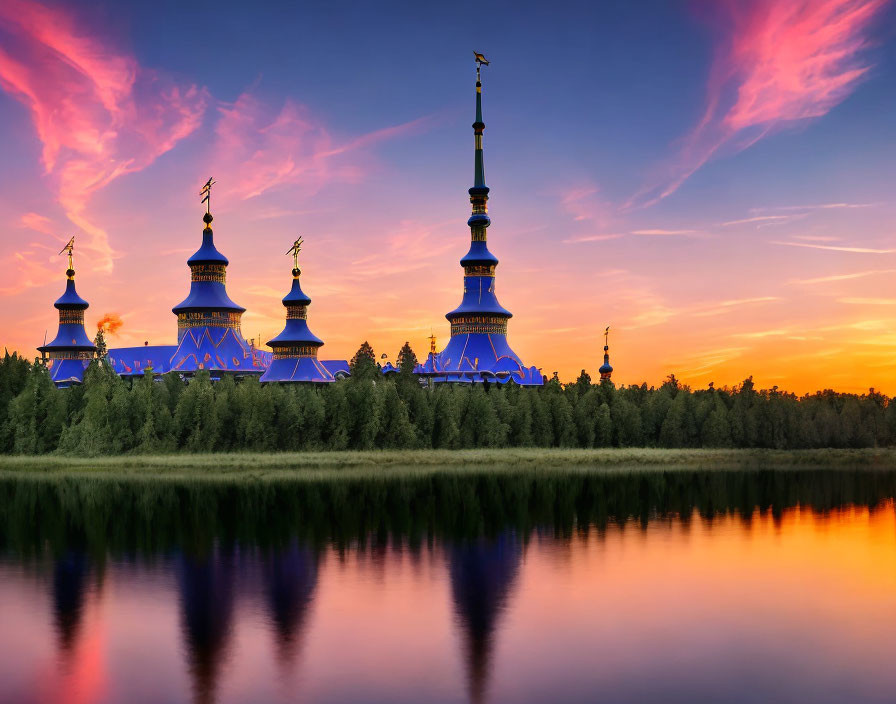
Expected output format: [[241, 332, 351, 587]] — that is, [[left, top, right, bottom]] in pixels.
[[1, 350, 896, 455]]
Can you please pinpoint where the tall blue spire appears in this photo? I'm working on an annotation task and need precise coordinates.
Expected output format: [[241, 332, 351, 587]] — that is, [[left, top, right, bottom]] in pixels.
[[430, 54, 542, 386], [38, 238, 96, 386]]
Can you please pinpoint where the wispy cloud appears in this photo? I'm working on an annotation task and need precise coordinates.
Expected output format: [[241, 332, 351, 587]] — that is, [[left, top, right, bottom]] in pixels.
[[722, 214, 800, 226], [213, 93, 433, 202], [0, 0, 207, 272], [789, 269, 896, 285], [630, 229, 698, 236], [626, 0, 886, 209], [772, 241, 895, 254], [839, 297, 896, 305], [562, 233, 624, 244]]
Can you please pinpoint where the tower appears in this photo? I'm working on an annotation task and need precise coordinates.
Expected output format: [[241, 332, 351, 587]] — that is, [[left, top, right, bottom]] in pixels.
[[169, 179, 262, 375], [599, 327, 613, 384], [434, 54, 542, 385], [260, 238, 336, 383], [38, 238, 96, 387]]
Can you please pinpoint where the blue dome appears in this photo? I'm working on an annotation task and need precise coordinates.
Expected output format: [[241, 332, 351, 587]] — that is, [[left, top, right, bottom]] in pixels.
[[187, 229, 229, 265], [459, 240, 499, 267], [54, 279, 89, 309], [282, 276, 311, 305]]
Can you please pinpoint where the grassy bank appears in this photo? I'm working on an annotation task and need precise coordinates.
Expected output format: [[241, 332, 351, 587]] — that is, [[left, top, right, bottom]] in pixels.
[[2, 448, 896, 480]]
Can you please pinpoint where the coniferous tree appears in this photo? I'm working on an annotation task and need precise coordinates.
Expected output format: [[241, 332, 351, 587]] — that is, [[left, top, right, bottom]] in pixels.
[[350, 341, 378, 380]]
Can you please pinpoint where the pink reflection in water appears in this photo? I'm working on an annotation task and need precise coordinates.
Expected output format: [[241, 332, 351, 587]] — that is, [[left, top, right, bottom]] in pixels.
[[1, 507, 896, 704]]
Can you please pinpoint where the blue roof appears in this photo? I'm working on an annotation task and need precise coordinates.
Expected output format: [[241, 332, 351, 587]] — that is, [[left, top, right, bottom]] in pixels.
[[169, 327, 263, 374], [425, 334, 543, 386], [47, 358, 91, 386], [446, 276, 512, 318], [187, 228, 229, 265], [260, 356, 336, 383], [459, 240, 499, 267], [107, 345, 178, 376], [267, 319, 323, 347], [320, 359, 350, 377], [282, 276, 311, 305], [41, 323, 94, 350], [54, 278, 89, 308], [172, 281, 245, 313]]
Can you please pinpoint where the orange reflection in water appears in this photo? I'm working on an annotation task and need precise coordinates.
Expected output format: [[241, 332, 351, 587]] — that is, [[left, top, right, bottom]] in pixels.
[[2, 504, 896, 704]]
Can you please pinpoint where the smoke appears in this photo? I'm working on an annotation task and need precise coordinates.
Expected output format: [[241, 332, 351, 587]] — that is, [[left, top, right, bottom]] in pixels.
[[96, 313, 123, 335]]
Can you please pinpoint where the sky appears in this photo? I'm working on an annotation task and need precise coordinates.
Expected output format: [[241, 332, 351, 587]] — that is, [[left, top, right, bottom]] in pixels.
[[1, 0, 895, 393]]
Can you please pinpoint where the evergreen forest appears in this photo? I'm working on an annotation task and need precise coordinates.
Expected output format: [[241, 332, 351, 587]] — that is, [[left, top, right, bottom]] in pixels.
[[1, 342, 893, 456]]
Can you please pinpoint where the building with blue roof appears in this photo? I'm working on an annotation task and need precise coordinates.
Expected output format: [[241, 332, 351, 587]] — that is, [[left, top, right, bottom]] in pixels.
[[37, 240, 96, 387], [168, 208, 265, 376], [421, 57, 543, 386], [260, 239, 348, 383]]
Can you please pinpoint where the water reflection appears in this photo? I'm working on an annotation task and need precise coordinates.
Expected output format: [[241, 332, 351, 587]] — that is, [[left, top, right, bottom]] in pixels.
[[449, 533, 521, 704], [1, 467, 895, 704]]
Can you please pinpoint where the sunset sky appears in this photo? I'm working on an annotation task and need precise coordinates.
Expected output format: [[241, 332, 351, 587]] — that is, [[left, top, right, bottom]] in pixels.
[[1, 0, 895, 392]]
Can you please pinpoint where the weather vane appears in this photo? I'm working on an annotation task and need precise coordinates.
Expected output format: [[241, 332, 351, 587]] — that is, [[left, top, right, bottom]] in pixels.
[[604, 326, 610, 347], [199, 177, 216, 214], [59, 236, 75, 271], [474, 51, 489, 81], [287, 237, 304, 271]]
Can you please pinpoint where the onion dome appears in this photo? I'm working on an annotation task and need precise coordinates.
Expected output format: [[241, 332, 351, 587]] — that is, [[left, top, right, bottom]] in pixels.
[[260, 240, 335, 383], [38, 240, 96, 386], [172, 212, 245, 320], [169, 196, 261, 375], [435, 54, 541, 386]]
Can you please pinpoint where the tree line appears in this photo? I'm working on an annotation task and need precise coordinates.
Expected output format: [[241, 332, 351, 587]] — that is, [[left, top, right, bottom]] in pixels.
[[0, 342, 893, 455]]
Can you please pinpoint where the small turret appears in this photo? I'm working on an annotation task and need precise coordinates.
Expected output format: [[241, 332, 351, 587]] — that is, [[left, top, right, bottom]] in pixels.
[[599, 326, 613, 384], [38, 237, 96, 387], [260, 237, 336, 383]]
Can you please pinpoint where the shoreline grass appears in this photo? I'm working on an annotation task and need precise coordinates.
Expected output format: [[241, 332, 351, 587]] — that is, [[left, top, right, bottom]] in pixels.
[[2, 448, 896, 480]]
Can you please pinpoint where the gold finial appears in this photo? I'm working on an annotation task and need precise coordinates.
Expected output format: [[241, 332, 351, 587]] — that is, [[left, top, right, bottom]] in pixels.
[[474, 51, 489, 80], [59, 236, 75, 277], [604, 326, 610, 349], [199, 177, 216, 215], [287, 237, 304, 276], [429, 330, 437, 355]]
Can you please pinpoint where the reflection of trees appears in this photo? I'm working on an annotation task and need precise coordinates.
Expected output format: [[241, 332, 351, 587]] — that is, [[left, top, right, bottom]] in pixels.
[[3, 470, 896, 559], [448, 532, 521, 704]]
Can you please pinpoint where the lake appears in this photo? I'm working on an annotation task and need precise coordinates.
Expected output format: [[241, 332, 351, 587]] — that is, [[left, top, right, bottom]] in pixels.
[[1, 467, 895, 703]]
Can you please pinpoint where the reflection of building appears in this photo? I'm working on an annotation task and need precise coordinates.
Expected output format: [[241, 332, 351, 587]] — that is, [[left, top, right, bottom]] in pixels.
[[38, 251, 95, 387], [176, 549, 236, 704], [51, 550, 90, 652], [262, 544, 319, 663], [417, 60, 542, 386], [448, 532, 522, 704]]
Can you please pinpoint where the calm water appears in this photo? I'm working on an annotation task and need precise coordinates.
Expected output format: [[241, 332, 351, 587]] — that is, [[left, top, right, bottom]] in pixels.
[[2, 468, 896, 704]]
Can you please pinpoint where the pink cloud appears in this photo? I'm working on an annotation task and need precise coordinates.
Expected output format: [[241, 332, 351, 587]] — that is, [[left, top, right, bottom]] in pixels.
[[213, 93, 434, 202], [627, 0, 887, 209], [0, 0, 207, 272]]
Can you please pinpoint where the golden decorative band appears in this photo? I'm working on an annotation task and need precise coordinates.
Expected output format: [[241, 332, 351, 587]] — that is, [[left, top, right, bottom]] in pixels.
[[47, 350, 93, 360], [190, 264, 226, 283], [272, 345, 319, 359], [469, 195, 488, 212], [450, 314, 508, 336], [177, 311, 242, 329], [286, 305, 307, 320], [471, 226, 488, 242], [58, 309, 84, 324], [464, 264, 495, 276]]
